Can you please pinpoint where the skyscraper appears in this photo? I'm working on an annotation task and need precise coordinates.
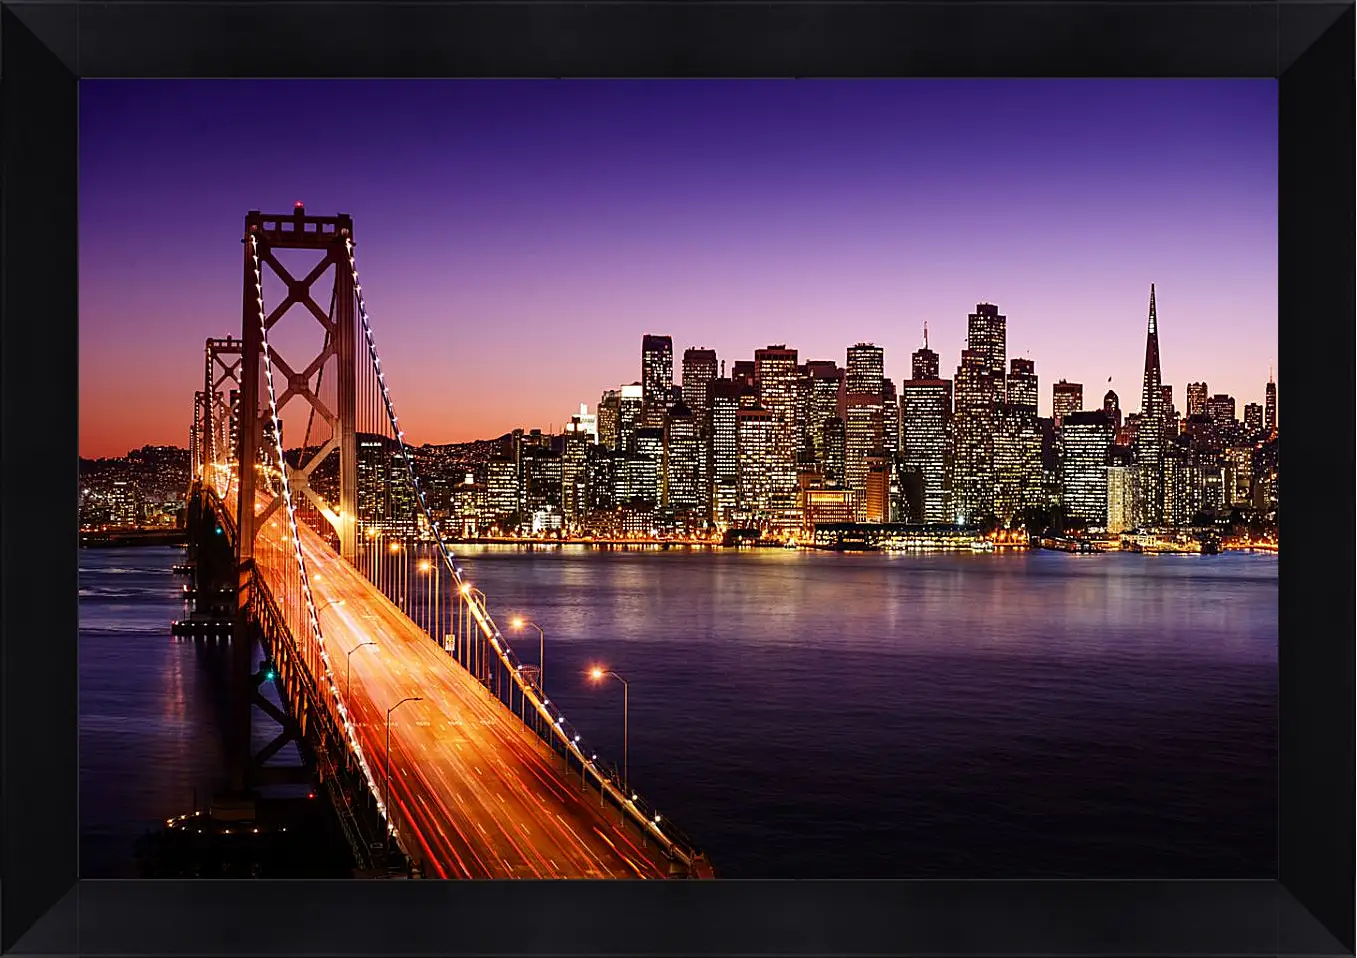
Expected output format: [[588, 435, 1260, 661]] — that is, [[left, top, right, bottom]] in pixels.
[[843, 394, 884, 520], [967, 303, 1006, 376], [561, 420, 590, 529], [1186, 382, 1209, 419], [845, 343, 885, 395], [663, 402, 700, 511], [1265, 372, 1277, 434], [804, 361, 843, 460], [634, 427, 665, 504], [881, 378, 899, 457], [821, 416, 847, 488], [709, 378, 741, 526], [1052, 380, 1083, 428], [755, 345, 800, 498], [995, 357, 1041, 524], [1061, 410, 1114, 526], [1006, 358, 1038, 412], [952, 346, 1002, 523], [843, 343, 886, 519], [911, 324, 940, 380], [1206, 394, 1237, 423], [681, 347, 719, 424], [641, 334, 674, 429], [899, 376, 952, 523], [1133, 284, 1166, 526], [618, 383, 644, 453], [1106, 445, 1134, 534], [598, 389, 621, 451], [736, 402, 775, 518]]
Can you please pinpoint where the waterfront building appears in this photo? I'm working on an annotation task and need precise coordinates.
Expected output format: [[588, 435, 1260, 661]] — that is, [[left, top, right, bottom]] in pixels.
[[1106, 450, 1134, 534], [952, 347, 1001, 523], [634, 427, 665, 505], [486, 455, 519, 526], [561, 421, 590, 528], [805, 361, 843, 460], [864, 452, 892, 524], [1061, 410, 1114, 527], [899, 376, 952, 523], [709, 377, 740, 525], [821, 416, 847, 487], [755, 344, 801, 498], [1224, 446, 1255, 507], [1164, 442, 1205, 526], [843, 393, 884, 520], [588, 449, 619, 512], [521, 445, 563, 521], [663, 401, 701, 512], [736, 403, 775, 517], [801, 486, 856, 531], [881, 378, 899, 458], [1265, 372, 1277, 434]]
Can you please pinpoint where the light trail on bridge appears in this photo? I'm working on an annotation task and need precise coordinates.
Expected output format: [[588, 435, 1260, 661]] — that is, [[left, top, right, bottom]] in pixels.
[[235, 484, 670, 878]]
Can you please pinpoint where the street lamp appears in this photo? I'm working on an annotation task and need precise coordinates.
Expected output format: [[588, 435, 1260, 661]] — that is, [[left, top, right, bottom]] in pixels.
[[588, 667, 629, 792], [315, 597, 346, 615], [345, 639, 377, 699], [461, 585, 487, 681], [384, 695, 422, 862], [510, 617, 545, 693]]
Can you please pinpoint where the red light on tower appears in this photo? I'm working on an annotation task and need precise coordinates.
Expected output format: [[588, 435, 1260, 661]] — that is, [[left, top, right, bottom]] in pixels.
[[294, 201, 304, 209]]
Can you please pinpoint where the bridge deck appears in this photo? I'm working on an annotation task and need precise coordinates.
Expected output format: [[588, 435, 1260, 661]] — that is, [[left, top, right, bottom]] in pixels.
[[226, 487, 674, 878]]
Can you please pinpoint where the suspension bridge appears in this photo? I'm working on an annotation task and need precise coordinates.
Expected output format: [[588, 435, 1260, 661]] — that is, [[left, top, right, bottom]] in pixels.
[[181, 205, 712, 879]]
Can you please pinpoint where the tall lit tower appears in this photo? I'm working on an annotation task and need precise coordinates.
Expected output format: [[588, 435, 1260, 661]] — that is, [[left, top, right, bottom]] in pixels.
[[754, 345, 800, 497], [641, 334, 674, 429], [1133, 284, 1166, 526], [1265, 369, 1277, 434], [681, 347, 719, 425], [967, 303, 1006, 376]]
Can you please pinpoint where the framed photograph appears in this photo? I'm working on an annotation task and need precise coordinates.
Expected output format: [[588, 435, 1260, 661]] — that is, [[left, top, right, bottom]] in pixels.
[[2, 2, 1351, 955]]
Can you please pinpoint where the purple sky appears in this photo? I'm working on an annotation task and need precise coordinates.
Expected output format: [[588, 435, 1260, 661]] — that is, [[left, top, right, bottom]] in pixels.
[[79, 80, 1276, 458]]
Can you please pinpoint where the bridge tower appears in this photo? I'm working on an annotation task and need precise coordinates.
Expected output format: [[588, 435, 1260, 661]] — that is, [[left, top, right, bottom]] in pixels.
[[237, 206, 358, 563], [225, 206, 358, 796], [202, 336, 243, 482]]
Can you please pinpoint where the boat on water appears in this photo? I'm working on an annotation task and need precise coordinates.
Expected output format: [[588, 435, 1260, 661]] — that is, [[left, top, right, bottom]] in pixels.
[[970, 540, 996, 553]]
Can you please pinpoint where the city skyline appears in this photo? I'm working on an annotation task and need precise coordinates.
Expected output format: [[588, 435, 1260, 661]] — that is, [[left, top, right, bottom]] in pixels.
[[79, 79, 1276, 458]]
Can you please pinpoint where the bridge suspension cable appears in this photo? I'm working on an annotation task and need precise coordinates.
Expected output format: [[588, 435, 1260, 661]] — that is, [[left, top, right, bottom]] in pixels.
[[246, 233, 387, 824]]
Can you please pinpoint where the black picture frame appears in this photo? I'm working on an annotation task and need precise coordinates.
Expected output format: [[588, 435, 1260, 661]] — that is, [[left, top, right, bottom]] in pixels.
[[2, 1, 1352, 955]]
